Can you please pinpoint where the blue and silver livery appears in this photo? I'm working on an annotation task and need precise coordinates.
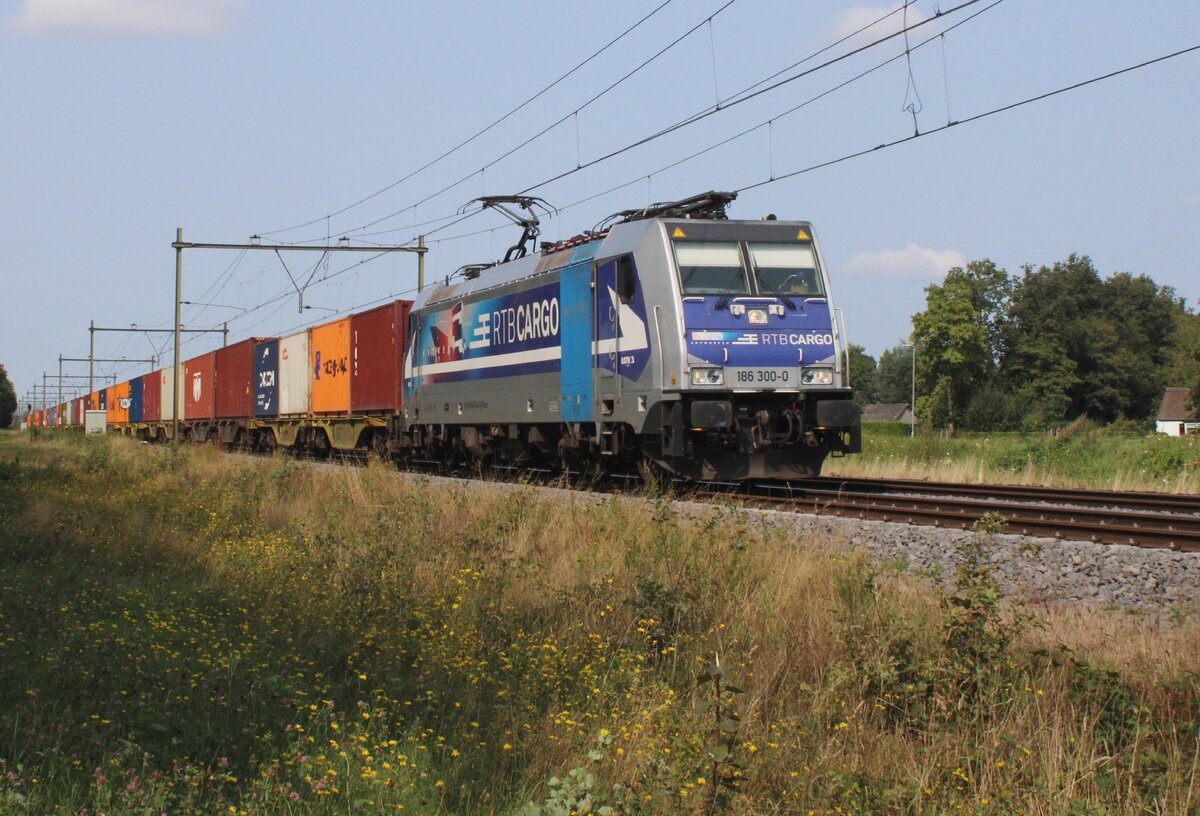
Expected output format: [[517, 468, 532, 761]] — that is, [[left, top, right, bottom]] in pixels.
[[403, 192, 860, 480]]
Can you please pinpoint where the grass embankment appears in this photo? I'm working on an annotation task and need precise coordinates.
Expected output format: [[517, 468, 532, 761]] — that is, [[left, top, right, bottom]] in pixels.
[[825, 422, 1200, 493], [0, 431, 1197, 815]]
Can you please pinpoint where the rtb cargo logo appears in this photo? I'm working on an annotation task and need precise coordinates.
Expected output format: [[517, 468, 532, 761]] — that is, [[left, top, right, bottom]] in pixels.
[[483, 297, 560, 349]]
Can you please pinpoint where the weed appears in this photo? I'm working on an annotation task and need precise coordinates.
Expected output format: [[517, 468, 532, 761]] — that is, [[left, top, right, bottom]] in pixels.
[[0, 433, 1196, 815]]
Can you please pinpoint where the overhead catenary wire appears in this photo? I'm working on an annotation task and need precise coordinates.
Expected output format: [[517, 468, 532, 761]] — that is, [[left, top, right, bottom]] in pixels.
[[276, 29, 1196, 287], [517, 0, 988, 196], [171, 0, 937, 321], [735, 43, 1200, 193], [343, 0, 743, 237], [182, 248, 248, 326], [276, 0, 946, 249], [900, 0, 925, 135], [721, 3, 908, 104], [152, 0, 700, 344], [259, 0, 680, 238], [550, 0, 1005, 217]]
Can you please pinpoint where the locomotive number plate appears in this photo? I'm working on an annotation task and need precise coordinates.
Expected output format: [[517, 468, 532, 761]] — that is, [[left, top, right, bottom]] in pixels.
[[730, 367, 795, 387]]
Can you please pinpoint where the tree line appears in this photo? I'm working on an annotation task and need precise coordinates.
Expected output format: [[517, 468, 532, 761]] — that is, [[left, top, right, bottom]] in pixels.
[[849, 254, 1200, 432], [0, 364, 16, 428]]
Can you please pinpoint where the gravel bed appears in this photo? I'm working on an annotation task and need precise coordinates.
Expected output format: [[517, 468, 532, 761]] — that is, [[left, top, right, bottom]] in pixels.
[[405, 472, 1200, 618], [725, 504, 1200, 616]]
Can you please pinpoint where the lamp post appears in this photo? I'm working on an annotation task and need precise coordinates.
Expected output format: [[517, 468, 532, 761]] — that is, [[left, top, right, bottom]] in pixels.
[[902, 342, 916, 437]]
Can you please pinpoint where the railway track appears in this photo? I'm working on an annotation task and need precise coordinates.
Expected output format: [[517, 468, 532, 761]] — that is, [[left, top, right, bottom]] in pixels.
[[218, 442, 1200, 552], [696, 477, 1200, 552]]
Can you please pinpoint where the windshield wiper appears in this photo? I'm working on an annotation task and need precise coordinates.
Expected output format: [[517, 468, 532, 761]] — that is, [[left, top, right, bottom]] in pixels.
[[758, 272, 797, 310], [714, 270, 746, 310]]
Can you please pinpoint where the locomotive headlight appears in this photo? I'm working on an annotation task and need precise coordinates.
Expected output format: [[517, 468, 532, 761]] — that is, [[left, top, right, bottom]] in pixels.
[[690, 367, 725, 386], [801, 367, 833, 385]]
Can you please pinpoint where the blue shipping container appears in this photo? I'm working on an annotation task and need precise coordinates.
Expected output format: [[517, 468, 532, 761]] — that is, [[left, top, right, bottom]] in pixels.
[[254, 338, 280, 417], [129, 377, 144, 423]]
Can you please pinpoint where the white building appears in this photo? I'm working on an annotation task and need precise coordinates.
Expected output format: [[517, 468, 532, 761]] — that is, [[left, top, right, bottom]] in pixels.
[[1155, 387, 1199, 436]]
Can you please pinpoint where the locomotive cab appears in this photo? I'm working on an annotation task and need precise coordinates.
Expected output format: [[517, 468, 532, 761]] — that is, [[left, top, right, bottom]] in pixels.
[[623, 214, 860, 480]]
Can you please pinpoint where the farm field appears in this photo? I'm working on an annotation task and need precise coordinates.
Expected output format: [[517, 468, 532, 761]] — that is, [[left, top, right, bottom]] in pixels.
[[824, 422, 1200, 494], [0, 431, 1197, 815]]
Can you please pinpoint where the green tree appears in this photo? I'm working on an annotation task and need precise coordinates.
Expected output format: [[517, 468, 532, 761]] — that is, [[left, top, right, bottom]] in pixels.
[[1004, 256, 1181, 425], [0, 364, 16, 428], [911, 260, 1013, 433], [875, 344, 915, 405], [1163, 309, 1200, 390], [846, 344, 877, 407], [1163, 307, 1200, 415]]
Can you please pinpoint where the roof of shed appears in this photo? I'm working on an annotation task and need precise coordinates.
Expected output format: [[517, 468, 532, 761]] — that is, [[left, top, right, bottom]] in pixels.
[[1157, 387, 1198, 421], [863, 403, 911, 422]]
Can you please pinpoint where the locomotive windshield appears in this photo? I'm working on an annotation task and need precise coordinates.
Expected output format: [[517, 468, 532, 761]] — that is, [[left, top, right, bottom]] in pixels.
[[749, 243, 824, 297], [673, 242, 749, 296]]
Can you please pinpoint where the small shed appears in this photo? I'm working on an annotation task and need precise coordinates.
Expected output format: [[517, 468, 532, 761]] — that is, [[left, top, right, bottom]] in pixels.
[[1155, 387, 1199, 436], [863, 403, 914, 424]]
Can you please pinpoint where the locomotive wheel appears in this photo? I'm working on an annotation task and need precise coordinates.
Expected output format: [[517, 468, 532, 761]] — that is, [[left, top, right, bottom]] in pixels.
[[560, 453, 600, 485], [580, 459, 603, 485]]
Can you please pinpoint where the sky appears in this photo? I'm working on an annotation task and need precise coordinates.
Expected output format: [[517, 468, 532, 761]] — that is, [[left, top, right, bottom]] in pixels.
[[2, 0, 1198, 407]]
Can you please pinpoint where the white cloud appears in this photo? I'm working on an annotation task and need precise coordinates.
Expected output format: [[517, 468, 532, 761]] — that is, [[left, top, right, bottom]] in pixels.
[[6, 0, 244, 37], [841, 243, 965, 280], [828, 4, 937, 44]]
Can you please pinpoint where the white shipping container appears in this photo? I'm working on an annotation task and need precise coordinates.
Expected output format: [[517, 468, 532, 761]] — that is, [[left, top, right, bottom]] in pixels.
[[278, 330, 312, 416], [159, 365, 187, 421]]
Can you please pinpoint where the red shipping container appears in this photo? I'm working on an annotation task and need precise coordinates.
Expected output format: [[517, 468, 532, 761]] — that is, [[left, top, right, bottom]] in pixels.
[[142, 371, 161, 422], [184, 352, 216, 420], [214, 337, 268, 419], [351, 300, 412, 414]]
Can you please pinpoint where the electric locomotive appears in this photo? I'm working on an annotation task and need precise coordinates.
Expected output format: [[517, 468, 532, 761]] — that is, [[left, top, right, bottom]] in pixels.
[[401, 192, 861, 480]]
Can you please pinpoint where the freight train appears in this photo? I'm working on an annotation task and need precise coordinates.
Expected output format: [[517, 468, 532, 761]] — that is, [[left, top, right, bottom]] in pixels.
[[31, 192, 861, 481]]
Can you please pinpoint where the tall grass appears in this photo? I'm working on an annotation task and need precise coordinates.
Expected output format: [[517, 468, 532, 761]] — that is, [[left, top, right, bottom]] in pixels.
[[825, 422, 1200, 493], [0, 431, 1196, 814]]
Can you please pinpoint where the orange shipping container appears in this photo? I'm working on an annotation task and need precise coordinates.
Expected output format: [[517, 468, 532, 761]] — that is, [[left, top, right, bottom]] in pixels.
[[310, 318, 351, 415], [108, 381, 131, 425]]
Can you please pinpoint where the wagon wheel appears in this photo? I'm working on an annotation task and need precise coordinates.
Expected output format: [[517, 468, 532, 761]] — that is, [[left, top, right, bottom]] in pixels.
[[370, 431, 391, 463]]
